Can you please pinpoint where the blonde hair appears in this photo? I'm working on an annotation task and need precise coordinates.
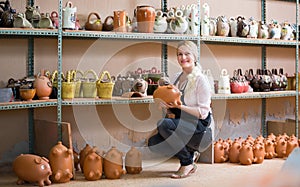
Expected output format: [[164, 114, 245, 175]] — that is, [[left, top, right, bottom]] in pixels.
[[177, 41, 199, 65]]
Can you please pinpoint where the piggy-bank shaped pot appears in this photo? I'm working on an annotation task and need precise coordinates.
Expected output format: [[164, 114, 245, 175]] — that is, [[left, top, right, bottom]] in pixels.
[[48, 141, 73, 183], [153, 84, 182, 105], [239, 143, 254, 165], [103, 146, 126, 179], [79, 144, 93, 173], [125, 146, 142, 174], [13, 154, 52, 187], [264, 138, 277, 159], [228, 139, 241, 163], [83, 148, 103, 181], [253, 142, 265, 164], [214, 139, 227, 163], [275, 138, 287, 158]]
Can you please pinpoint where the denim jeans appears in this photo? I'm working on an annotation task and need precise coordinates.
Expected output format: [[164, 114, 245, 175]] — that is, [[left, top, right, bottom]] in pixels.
[[148, 113, 210, 166]]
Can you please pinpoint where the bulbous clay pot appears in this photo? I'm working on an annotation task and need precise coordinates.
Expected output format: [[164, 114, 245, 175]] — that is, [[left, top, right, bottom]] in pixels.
[[275, 138, 287, 158], [214, 140, 227, 163], [103, 146, 126, 179], [34, 70, 52, 100], [153, 84, 182, 105], [13, 154, 52, 187], [83, 148, 103, 181], [48, 141, 73, 183], [286, 135, 299, 157], [239, 143, 253, 165], [73, 149, 80, 171], [253, 142, 265, 164], [125, 147, 142, 174], [264, 138, 277, 159], [228, 139, 241, 163], [79, 144, 92, 173]]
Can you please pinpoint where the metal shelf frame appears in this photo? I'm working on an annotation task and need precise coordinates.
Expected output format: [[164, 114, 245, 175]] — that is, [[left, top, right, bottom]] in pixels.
[[0, 0, 299, 152]]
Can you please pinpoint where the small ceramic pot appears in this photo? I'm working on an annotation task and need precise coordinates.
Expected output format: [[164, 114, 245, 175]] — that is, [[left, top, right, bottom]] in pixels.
[[85, 12, 103, 31], [19, 88, 36, 101]]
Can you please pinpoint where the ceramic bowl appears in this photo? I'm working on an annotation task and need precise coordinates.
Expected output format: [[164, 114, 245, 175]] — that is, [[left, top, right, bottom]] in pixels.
[[19, 88, 36, 101]]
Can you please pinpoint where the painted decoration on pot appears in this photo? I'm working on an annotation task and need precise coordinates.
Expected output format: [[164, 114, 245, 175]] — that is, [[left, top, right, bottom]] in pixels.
[[34, 70, 52, 100], [13, 154, 52, 187], [48, 141, 73, 183]]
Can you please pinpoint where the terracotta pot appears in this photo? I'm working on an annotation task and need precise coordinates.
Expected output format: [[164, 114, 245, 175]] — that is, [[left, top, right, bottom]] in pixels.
[[136, 5, 155, 33], [125, 147, 142, 174], [34, 70, 52, 100], [153, 84, 182, 105], [48, 141, 73, 183], [13, 154, 52, 186], [79, 144, 92, 173], [83, 148, 103, 181], [19, 88, 36, 101], [253, 142, 265, 164], [239, 143, 253, 165], [228, 139, 241, 163], [103, 146, 126, 179]]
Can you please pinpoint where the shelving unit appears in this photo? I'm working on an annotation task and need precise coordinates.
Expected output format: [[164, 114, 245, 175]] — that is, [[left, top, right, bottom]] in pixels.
[[0, 0, 299, 156]]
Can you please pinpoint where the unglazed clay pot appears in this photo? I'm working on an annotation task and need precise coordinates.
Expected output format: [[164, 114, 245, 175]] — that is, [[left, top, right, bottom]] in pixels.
[[253, 142, 265, 164], [153, 84, 182, 105], [125, 147, 142, 174], [79, 144, 92, 173], [264, 138, 277, 159], [48, 141, 73, 183], [73, 149, 80, 171], [83, 148, 103, 181], [228, 139, 241, 163], [13, 154, 52, 187], [239, 143, 253, 165], [214, 140, 227, 163], [103, 146, 126, 179], [275, 137, 287, 158], [34, 70, 52, 100], [286, 135, 299, 157]]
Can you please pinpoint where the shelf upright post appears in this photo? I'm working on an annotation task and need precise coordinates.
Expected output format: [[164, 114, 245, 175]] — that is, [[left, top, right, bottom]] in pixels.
[[161, 0, 168, 76], [261, 0, 267, 137], [27, 0, 35, 154], [296, 0, 299, 137], [197, 0, 201, 64], [57, 0, 63, 141]]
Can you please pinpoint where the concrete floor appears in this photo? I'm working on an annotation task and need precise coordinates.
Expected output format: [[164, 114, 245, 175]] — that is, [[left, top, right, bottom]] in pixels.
[[0, 158, 293, 187]]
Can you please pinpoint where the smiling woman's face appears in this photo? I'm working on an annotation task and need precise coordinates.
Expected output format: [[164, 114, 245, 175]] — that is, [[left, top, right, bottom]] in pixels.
[[177, 45, 196, 73]]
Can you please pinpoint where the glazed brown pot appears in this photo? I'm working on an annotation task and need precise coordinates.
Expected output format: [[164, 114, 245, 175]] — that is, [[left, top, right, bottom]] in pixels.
[[48, 141, 73, 183], [136, 5, 155, 33], [85, 12, 103, 31], [13, 154, 52, 187], [103, 146, 126, 179], [113, 10, 126, 32]]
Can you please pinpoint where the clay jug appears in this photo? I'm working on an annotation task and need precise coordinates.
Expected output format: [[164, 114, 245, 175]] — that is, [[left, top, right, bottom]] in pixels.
[[229, 17, 238, 37], [103, 146, 126, 179], [228, 139, 241, 163], [113, 10, 126, 32], [153, 84, 182, 105], [13, 12, 32, 28], [214, 140, 227, 163], [239, 143, 253, 165], [79, 144, 92, 173], [48, 141, 73, 183], [258, 21, 269, 39], [50, 11, 59, 28], [136, 5, 155, 33], [13, 154, 52, 187], [253, 142, 265, 164], [83, 148, 103, 181], [62, 1, 77, 30], [237, 16, 249, 37], [153, 10, 167, 33], [125, 147, 142, 174], [34, 70, 52, 100], [216, 15, 229, 36]]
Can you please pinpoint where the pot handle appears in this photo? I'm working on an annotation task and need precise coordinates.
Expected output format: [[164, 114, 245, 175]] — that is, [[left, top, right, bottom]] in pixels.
[[51, 11, 58, 18], [66, 1, 73, 8], [87, 12, 101, 22]]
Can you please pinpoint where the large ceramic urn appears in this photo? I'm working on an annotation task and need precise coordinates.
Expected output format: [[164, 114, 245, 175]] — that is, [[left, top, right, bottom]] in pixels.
[[125, 146, 142, 174], [103, 146, 126, 179], [48, 141, 73, 183], [34, 70, 52, 100], [136, 5, 155, 33]]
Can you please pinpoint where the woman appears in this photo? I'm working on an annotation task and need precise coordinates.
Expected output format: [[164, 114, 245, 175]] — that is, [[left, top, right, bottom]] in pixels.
[[148, 41, 212, 179]]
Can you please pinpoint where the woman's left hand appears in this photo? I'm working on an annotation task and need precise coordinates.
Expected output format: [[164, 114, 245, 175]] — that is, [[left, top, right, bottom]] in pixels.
[[165, 102, 181, 109]]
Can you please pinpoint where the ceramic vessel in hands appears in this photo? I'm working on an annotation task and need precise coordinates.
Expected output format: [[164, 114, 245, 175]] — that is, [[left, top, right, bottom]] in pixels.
[[153, 84, 182, 105]]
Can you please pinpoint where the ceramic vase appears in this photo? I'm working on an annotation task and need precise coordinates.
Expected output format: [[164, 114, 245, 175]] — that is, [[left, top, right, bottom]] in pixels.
[[34, 70, 52, 100], [113, 10, 126, 32], [136, 5, 155, 33]]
